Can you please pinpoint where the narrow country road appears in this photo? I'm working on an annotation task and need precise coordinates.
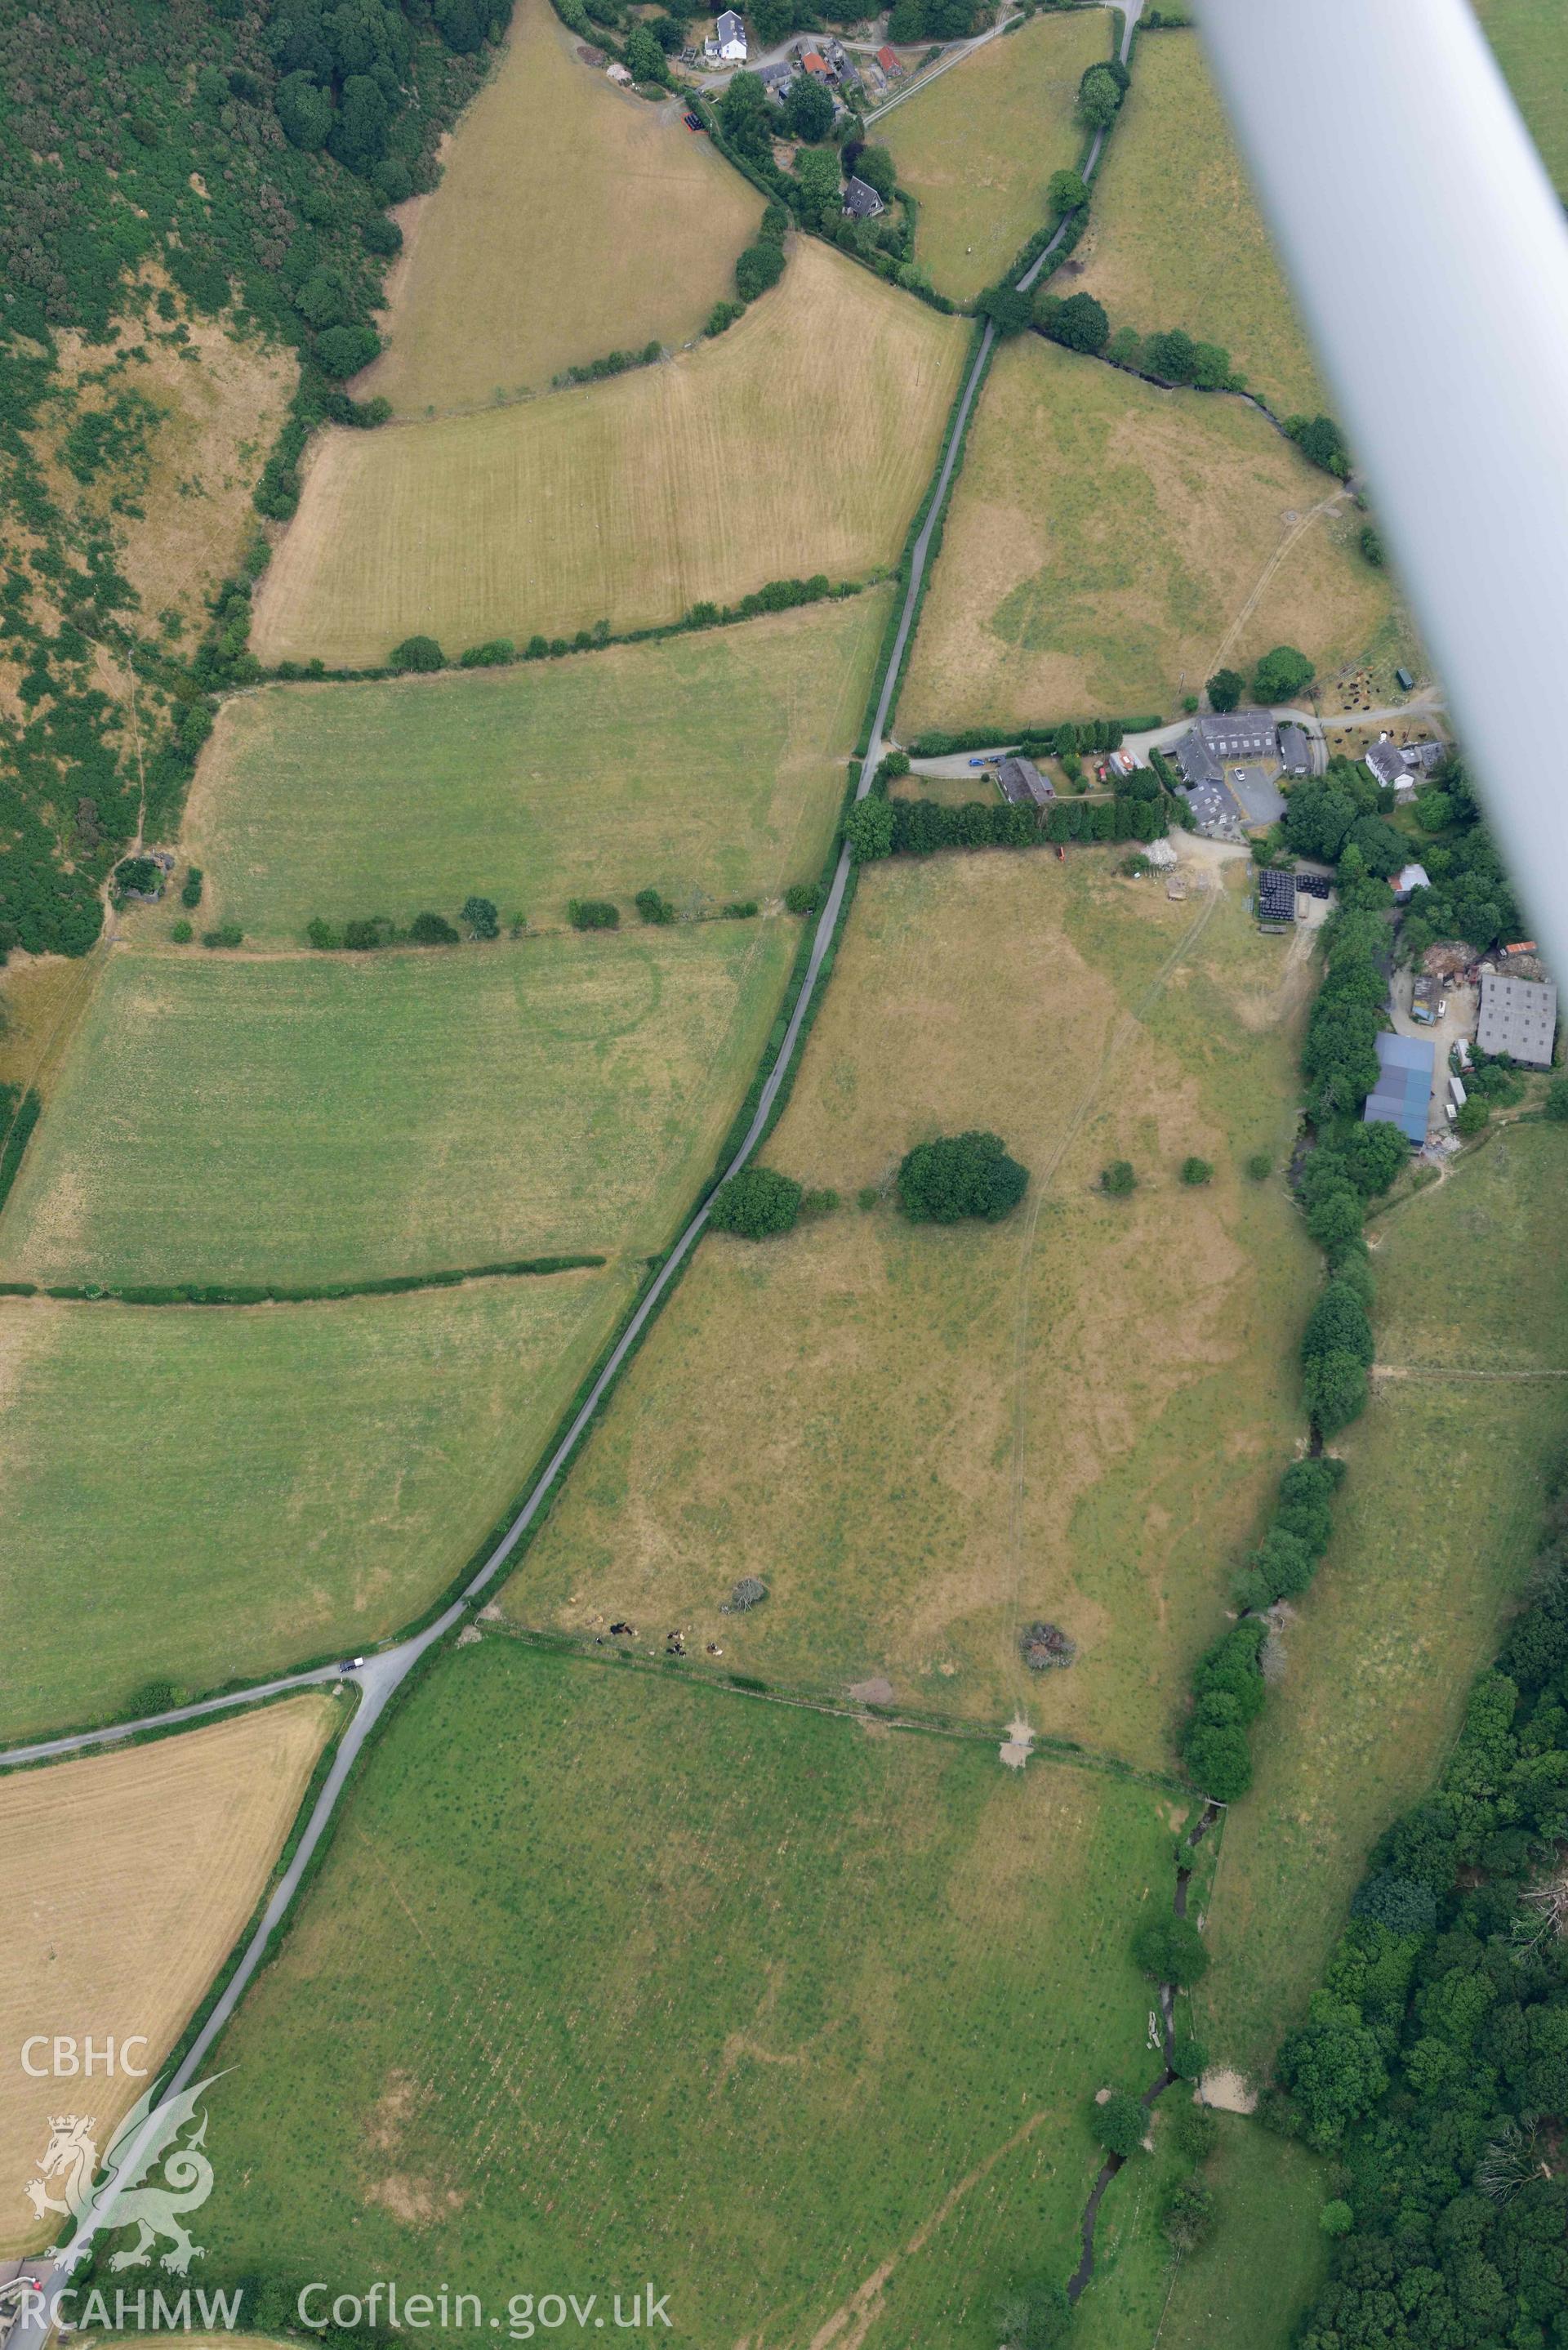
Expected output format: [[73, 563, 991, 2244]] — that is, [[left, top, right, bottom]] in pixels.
[[2, 19, 1147, 2332]]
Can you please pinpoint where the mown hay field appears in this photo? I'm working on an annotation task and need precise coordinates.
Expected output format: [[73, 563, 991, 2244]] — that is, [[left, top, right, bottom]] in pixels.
[[1062, 30, 1325, 418], [357, 0, 761, 414], [0, 1695, 336, 2250], [1195, 1124, 1568, 2080], [186, 591, 887, 944], [898, 335, 1406, 735], [0, 1269, 629, 1739], [0, 922, 794, 1289], [505, 851, 1317, 1771], [252, 241, 967, 668], [1477, 0, 1568, 191], [196, 1640, 1177, 2344], [881, 8, 1111, 304]]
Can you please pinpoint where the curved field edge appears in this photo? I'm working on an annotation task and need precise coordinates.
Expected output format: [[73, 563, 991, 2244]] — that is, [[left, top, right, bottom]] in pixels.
[[0, 1694, 337, 2255], [251, 242, 968, 669], [1062, 27, 1327, 420], [882, 7, 1112, 305], [355, 0, 763, 415]]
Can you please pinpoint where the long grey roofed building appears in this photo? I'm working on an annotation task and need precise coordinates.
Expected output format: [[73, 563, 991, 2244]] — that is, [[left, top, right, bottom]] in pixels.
[[996, 754, 1053, 808], [1476, 971, 1558, 1067], [1278, 721, 1311, 774], [1363, 1029, 1434, 1144]]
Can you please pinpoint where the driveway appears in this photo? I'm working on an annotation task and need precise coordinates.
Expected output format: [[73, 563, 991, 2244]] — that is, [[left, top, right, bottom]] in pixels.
[[1387, 964, 1477, 1133]]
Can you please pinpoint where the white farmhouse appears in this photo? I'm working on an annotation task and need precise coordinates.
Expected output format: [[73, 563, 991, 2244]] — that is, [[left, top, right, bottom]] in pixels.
[[715, 8, 748, 61]]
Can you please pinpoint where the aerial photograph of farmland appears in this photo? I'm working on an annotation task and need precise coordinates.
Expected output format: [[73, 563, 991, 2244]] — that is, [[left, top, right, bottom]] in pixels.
[[2, 0, 1566, 2347]]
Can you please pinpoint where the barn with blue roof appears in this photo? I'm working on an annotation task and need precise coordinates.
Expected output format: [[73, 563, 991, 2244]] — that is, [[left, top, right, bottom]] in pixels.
[[1363, 1030, 1434, 1145]]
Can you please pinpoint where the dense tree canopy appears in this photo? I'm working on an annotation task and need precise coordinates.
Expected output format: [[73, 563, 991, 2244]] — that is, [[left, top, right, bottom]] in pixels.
[[1034, 290, 1109, 355], [708, 1165, 803, 1237], [896, 1131, 1029, 1224]]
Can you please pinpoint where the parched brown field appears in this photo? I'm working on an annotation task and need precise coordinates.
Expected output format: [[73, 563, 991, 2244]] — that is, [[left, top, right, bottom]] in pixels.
[[0, 1695, 336, 2253], [253, 241, 967, 668], [1062, 30, 1326, 419], [504, 850, 1317, 1769], [899, 334, 1405, 734], [881, 9, 1111, 304], [358, 0, 761, 414]]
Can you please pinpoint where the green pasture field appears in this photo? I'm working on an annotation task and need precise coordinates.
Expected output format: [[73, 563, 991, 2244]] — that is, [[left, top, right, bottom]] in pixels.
[[0, 922, 795, 1290], [1195, 1124, 1568, 2080], [195, 1639, 1178, 2347], [898, 336, 1406, 736], [0, 1270, 629, 1739], [1477, 0, 1568, 191], [1071, 2111, 1326, 2350], [252, 241, 966, 669], [1064, 29, 1326, 418], [504, 853, 1316, 1772], [186, 591, 889, 943], [881, 9, 1111, 304], [357, 0, 763, 415]]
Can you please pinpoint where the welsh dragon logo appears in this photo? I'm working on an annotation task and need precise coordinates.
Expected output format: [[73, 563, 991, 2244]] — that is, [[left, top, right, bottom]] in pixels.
[[24, 2075, 227, 2276]]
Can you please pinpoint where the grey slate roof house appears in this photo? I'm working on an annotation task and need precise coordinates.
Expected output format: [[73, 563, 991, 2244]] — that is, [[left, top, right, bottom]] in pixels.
[[842, 174, 885, 220], [1196, 711, 1276, 760], [996, 754, 1053, 809], [1365, 734, 1446, 794], [1476, 971, 1558, 1067], [715, 7, 747, 57], [1364, 1029, 1435, 1144], [1173, 710, 1277, 789], [759, 60, 794, 96], [1278, 721, 1311, 775]]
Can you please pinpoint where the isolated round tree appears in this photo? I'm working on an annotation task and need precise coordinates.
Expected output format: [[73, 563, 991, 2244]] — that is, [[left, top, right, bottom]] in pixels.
[[896, 1131, 1028, 1223], [708, 1166, 803, 1239]]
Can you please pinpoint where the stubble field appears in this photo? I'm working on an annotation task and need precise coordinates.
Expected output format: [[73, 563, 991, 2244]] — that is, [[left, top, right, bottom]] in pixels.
[[356, 0, 762, 415], [185, 591, 887, 943], [899, 334, 1405, 734], [880, 8, 1111, 303], [1062, 29, 1325, 420], [0, 1269, 629, 1739], [503, 850, 1316, 1770], [252, 242, 967, 668], [0, 1693, 336, 2250], [0, 923, 794, 1290], [194, 1639, 1180, 2348]]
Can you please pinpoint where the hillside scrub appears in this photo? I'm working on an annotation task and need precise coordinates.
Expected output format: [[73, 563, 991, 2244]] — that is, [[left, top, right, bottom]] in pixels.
[[0, 0, 508, 962]]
